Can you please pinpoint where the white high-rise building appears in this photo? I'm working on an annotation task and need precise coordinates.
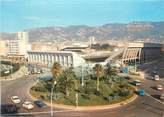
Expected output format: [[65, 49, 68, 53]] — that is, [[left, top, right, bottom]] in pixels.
[[8, 32, 29, 57]]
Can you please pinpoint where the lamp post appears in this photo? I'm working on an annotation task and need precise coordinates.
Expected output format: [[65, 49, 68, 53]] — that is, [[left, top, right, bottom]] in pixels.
[[51, 80, 57, 116], [75, 93, 79, 108], [81, 66, 84, 86], [10, 59, 12, 79], [134, 58, 137, 72]]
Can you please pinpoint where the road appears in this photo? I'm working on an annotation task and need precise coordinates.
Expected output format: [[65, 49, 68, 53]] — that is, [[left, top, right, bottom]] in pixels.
[[1, 60, 164, 117]]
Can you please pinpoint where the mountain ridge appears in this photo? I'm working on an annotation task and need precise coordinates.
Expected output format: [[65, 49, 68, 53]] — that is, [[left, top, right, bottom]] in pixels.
[[0, 21, 164, 43]]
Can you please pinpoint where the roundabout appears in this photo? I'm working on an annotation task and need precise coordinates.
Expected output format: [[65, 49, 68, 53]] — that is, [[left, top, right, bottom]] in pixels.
[[30, 62, 137, 109], [1, 60, 164, 117]]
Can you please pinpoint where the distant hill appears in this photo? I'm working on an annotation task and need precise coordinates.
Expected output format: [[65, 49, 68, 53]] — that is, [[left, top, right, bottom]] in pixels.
[[1, 22, 164, 43]]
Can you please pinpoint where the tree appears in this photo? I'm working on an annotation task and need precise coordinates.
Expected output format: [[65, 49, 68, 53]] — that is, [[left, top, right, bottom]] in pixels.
[[61, 68, 76, 96], [51, 62, 62, 81], [93, 64, 104, 91], [105, 64, 117, 84]]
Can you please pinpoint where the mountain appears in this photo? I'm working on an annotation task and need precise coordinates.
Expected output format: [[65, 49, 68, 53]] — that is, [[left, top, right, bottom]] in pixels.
[[1, 22, 164, 43]]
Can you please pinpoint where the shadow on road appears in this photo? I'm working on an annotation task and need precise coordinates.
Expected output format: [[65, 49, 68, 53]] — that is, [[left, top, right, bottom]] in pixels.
[[142, 102, 164, 112], [151, 94, 161, 100]]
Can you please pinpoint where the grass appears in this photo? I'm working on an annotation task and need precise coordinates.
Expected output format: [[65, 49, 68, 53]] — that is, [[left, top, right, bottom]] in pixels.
[[30, 77, 135, 106]]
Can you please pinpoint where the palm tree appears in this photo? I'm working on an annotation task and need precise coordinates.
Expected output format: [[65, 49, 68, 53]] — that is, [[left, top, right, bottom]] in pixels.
[[51, 62, 62, 81], [105, 64, 117, 87], [105, 64, 112, 84], [93, 64, 104, 91], [62, 68, 76, 96]]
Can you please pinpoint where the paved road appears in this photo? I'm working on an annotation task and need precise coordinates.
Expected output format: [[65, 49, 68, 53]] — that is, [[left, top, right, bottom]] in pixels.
[[1, 60, 164, 117]]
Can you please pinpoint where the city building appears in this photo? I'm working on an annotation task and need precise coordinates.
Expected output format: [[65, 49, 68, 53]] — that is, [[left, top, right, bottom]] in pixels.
[[8, 32, 29, 57], [0, 40, 8, 56], [31, 42, 65, 52], [27, 51, 86, 68], [122, 42, 162, 63], [105, 42, 162, 63]]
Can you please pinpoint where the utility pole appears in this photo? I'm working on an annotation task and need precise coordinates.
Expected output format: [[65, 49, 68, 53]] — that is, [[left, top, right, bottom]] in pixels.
[[75, 93, 79, 108], [135, 58, 137, 72], [10, 59, 12, 79], [81, 66, 84, 86], [51, 80, 57, 116]]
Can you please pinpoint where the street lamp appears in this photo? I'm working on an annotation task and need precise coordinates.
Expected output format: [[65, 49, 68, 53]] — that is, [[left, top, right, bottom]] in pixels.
[[10, 60, 12, 79], [81, 66, 84, 86], [75, 93, 78, 108], [51, 80, 57, 116]]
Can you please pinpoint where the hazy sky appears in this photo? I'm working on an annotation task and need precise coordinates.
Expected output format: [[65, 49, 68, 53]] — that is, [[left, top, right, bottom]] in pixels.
[[1, 0, 164, 32]]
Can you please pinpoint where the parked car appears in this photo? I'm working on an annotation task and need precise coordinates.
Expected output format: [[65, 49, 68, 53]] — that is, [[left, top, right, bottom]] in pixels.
[[22, 101, 34, 110], [34, 100, 47, 108], [137, 89, 145, 96], [154, 75, 160, 81], [1, 104, 18, 114], [157, 85, 163, 91], [160, 93, 164, 100], [133, 80, 141, 86], [11, 96, 21, 104]]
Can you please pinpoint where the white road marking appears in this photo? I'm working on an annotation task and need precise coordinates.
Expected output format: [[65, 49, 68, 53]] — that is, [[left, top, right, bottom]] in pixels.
[[145, 93, 164, 105]]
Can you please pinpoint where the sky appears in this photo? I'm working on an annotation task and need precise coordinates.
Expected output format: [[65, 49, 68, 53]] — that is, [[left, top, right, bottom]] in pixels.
[[1, 0, 164, 32]]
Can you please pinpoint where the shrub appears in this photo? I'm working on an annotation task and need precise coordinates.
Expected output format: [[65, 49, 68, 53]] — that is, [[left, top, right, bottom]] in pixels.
[[32, 86, 48, 92]]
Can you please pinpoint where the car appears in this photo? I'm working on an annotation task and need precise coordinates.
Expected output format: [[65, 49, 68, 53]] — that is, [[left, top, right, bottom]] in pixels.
[[157, 85, 163, 91], [22, 101, 34, 110], [11, 96, 21, 104], [25, 73, 29, 76], [133, 80, 141, 86], [1, 104, 18, 114], [34, 100, 47, 108], [152, 70, 157, 75], [154, 75, 160, 81], [137, 89, 145, 96], [160, 93, 164, 100]]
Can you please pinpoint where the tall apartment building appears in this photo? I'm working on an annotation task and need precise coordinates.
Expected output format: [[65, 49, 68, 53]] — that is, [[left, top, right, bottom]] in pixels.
[[8, 32, 29, 57], [0, 40, 8, 56]]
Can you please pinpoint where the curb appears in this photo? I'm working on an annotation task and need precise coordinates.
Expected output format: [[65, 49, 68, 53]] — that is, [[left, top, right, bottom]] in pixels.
[[44, 94, 138, 110], [29, 82, 138, 111]]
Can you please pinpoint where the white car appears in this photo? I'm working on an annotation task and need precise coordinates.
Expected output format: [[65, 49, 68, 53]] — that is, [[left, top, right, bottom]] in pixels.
[[154, 75, 160, 81], [22, 101, 34, 110], [157, 85, 163, 91], [133, 80, 141, 86], [160, 94, 164, 100], [11, 96, 21, 104]]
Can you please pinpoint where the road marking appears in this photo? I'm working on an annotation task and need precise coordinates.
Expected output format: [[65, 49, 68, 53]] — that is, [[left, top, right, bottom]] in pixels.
[[144, 107, 151, 111], [145, 93, 164, 105], [126, 106, 136, 111]]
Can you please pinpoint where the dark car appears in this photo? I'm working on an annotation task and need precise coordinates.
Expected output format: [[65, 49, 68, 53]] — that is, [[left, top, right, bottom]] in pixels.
[[1, 104, 18, 114], [34, 100, 47, 108]]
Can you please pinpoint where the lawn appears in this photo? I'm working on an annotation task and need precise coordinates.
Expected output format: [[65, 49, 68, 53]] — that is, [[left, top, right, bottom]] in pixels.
[[30, 76, 135, 106]]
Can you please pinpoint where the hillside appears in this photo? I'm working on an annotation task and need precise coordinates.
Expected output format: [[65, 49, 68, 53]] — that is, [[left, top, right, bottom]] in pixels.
[[1, 22, 164, 42]]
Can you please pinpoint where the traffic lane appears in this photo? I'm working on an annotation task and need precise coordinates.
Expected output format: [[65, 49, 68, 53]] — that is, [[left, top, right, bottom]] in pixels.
[[145, 59, 164, 78], [141, 78, 164, 100], [1, 77, 69, 113], [33, 96, 164, 117], [1, 76, 163, 117], [1, 78, 35, 104], [1, 78, 51, 113], [1, 95, 163, 117]]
